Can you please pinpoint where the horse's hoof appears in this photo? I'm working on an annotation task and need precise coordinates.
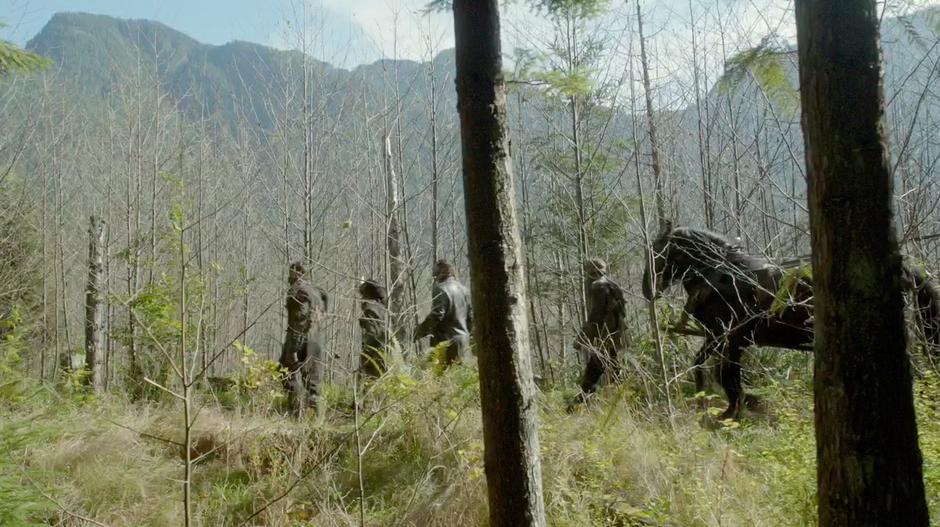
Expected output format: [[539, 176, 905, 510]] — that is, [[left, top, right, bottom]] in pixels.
[[565, 394, 587, 413], [699, 413, 722, 430], [717, 407, 740, 421], [743, 394, 765, 413]]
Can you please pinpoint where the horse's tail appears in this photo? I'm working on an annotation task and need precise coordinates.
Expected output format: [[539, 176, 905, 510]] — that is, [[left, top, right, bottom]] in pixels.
[[903, 263, 940, 359]]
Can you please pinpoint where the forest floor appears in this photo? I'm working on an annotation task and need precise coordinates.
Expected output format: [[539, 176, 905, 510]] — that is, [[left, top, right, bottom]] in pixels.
[[3, 354, 940, 526]]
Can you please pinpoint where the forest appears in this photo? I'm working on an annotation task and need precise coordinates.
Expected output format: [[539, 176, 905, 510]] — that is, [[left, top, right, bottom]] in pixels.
[[2, 0, 940, 525]]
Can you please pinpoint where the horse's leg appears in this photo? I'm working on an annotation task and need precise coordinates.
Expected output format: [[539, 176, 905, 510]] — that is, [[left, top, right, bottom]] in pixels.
[[693, 339, 715, 395], [575, 347, 606, 401], [715, 340, 745, 420]]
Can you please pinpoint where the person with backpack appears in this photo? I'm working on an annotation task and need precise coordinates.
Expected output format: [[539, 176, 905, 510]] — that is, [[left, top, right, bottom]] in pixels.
[[575, 257, 630, 399], [414, 260, 473, 368], [358, 279, 390, 378], [279, 262, 329, 416]]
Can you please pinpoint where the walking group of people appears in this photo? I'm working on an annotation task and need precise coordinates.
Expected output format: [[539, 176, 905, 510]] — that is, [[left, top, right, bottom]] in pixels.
[[277, 257, 628, 415]]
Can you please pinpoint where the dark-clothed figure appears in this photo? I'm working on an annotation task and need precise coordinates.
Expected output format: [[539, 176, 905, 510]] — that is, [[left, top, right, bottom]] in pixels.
[[576, 257, 629, 398], [359, 279, 389, 378], [280, 262, 328, 416], [414, 260, 473, 367]]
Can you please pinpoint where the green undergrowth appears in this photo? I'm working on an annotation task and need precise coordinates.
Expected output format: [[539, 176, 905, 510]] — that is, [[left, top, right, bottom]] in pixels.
[[1, 361, 940, 526]]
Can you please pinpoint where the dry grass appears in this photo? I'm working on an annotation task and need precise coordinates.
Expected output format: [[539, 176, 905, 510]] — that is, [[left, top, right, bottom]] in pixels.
[[4, 364, 939, 526]]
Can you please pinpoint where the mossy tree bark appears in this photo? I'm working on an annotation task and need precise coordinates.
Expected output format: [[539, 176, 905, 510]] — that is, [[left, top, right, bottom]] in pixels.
[[452, 1, 547, 525], [795, 0, 929, 524]]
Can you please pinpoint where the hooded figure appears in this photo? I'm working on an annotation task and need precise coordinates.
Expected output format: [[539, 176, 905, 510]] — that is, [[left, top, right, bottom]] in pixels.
[[414, 260, 473, 368], [279, 262, 328, 416], [575, 257, 629, 398], [359, 279, 389, 377]]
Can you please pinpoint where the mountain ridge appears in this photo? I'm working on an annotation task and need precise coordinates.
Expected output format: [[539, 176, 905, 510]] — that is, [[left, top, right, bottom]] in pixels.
[[24, 11, 456, 132]]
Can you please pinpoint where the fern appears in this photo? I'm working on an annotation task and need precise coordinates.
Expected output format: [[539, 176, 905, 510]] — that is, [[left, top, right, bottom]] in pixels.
[[771, 265, 813, 316], [0, 22, 51, 76], [534, 68, 594, 97], [719, 41, 799, 116]]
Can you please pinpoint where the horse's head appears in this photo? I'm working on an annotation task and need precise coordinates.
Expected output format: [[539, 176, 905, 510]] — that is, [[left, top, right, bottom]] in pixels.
[[642, 220, 678, 300], [643, 225, 761, 301]]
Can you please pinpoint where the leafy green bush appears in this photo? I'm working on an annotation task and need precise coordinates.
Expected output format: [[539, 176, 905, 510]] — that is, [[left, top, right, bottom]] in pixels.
[[915, 370, 940, 518], [0, 311, 59, 525], [0, 420, 55, 526]]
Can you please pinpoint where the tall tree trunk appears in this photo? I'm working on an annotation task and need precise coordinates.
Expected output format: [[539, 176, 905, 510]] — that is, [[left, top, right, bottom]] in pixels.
[[84, 216, 105, 392], [452, 2, 547, 525], [570, 93, 589, 322], [429, 57, 441, 263], [795, 1, 929, 524], [566, 16, 589, 322], [148, 44, 161, 287], [393, 55, 422, 333], [40, 159, 48, 380], [127, 58, 144, 389], [242, 191, 252, 346], [635, 0, 667, 227], [383, 136, 405, 339], [628, 37, 670, 408], [517, 92, 550, 381], [689, 0, 713, 229], [105, 112, 115, 390], [302, 20, 313, 265], [196, 119, 209, 375], [718, 28, 743, 237], [55, 161, 73, 369]]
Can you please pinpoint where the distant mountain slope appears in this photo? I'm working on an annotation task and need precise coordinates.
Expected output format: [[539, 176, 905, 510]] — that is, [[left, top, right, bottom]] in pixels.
[[16, 8, 940, 227], [25, 12, 456, 132]]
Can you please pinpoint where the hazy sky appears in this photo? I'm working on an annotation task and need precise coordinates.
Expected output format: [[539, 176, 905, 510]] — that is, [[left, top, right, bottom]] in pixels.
[[4, 0, 456, 67], [6, 0, 940, 72], [2, 0, 798, 67]]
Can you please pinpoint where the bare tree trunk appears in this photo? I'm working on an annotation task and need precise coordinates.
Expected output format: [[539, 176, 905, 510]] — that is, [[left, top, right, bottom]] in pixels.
[[105, 112, 115, 390], [429, 57, 441, 262], [383, 136, 404, 338], [689, 0, 713, 229], [40, 159, 48, 381], [302, 15, 313, 265], [84, 216, 106, 392], [629, 36, 671, 410], [392, 52, 422, 333], [148, 36, 162, 287], [55, 163, 73, 369], [795, 0, 929, 523], [552, 251, 568, 366], [196, 119, 209, 375], [517, 92, 550, 381], [242, 195, 251, 346], [718, 27, 743, 236], [452, 2, 546, 525], [570, 92, 589, 319], [635, 0, 667, 226], [127, 53, 144, 389], [177, 219, 192, 527]]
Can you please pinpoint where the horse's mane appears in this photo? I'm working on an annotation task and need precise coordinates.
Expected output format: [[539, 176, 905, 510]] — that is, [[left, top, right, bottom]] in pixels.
[[667, 227, 770, 271], [670, 227, 738, 249]]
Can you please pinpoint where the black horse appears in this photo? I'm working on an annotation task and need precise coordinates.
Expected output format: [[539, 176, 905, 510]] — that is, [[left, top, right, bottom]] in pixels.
[[642, 222, 940, 419]]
